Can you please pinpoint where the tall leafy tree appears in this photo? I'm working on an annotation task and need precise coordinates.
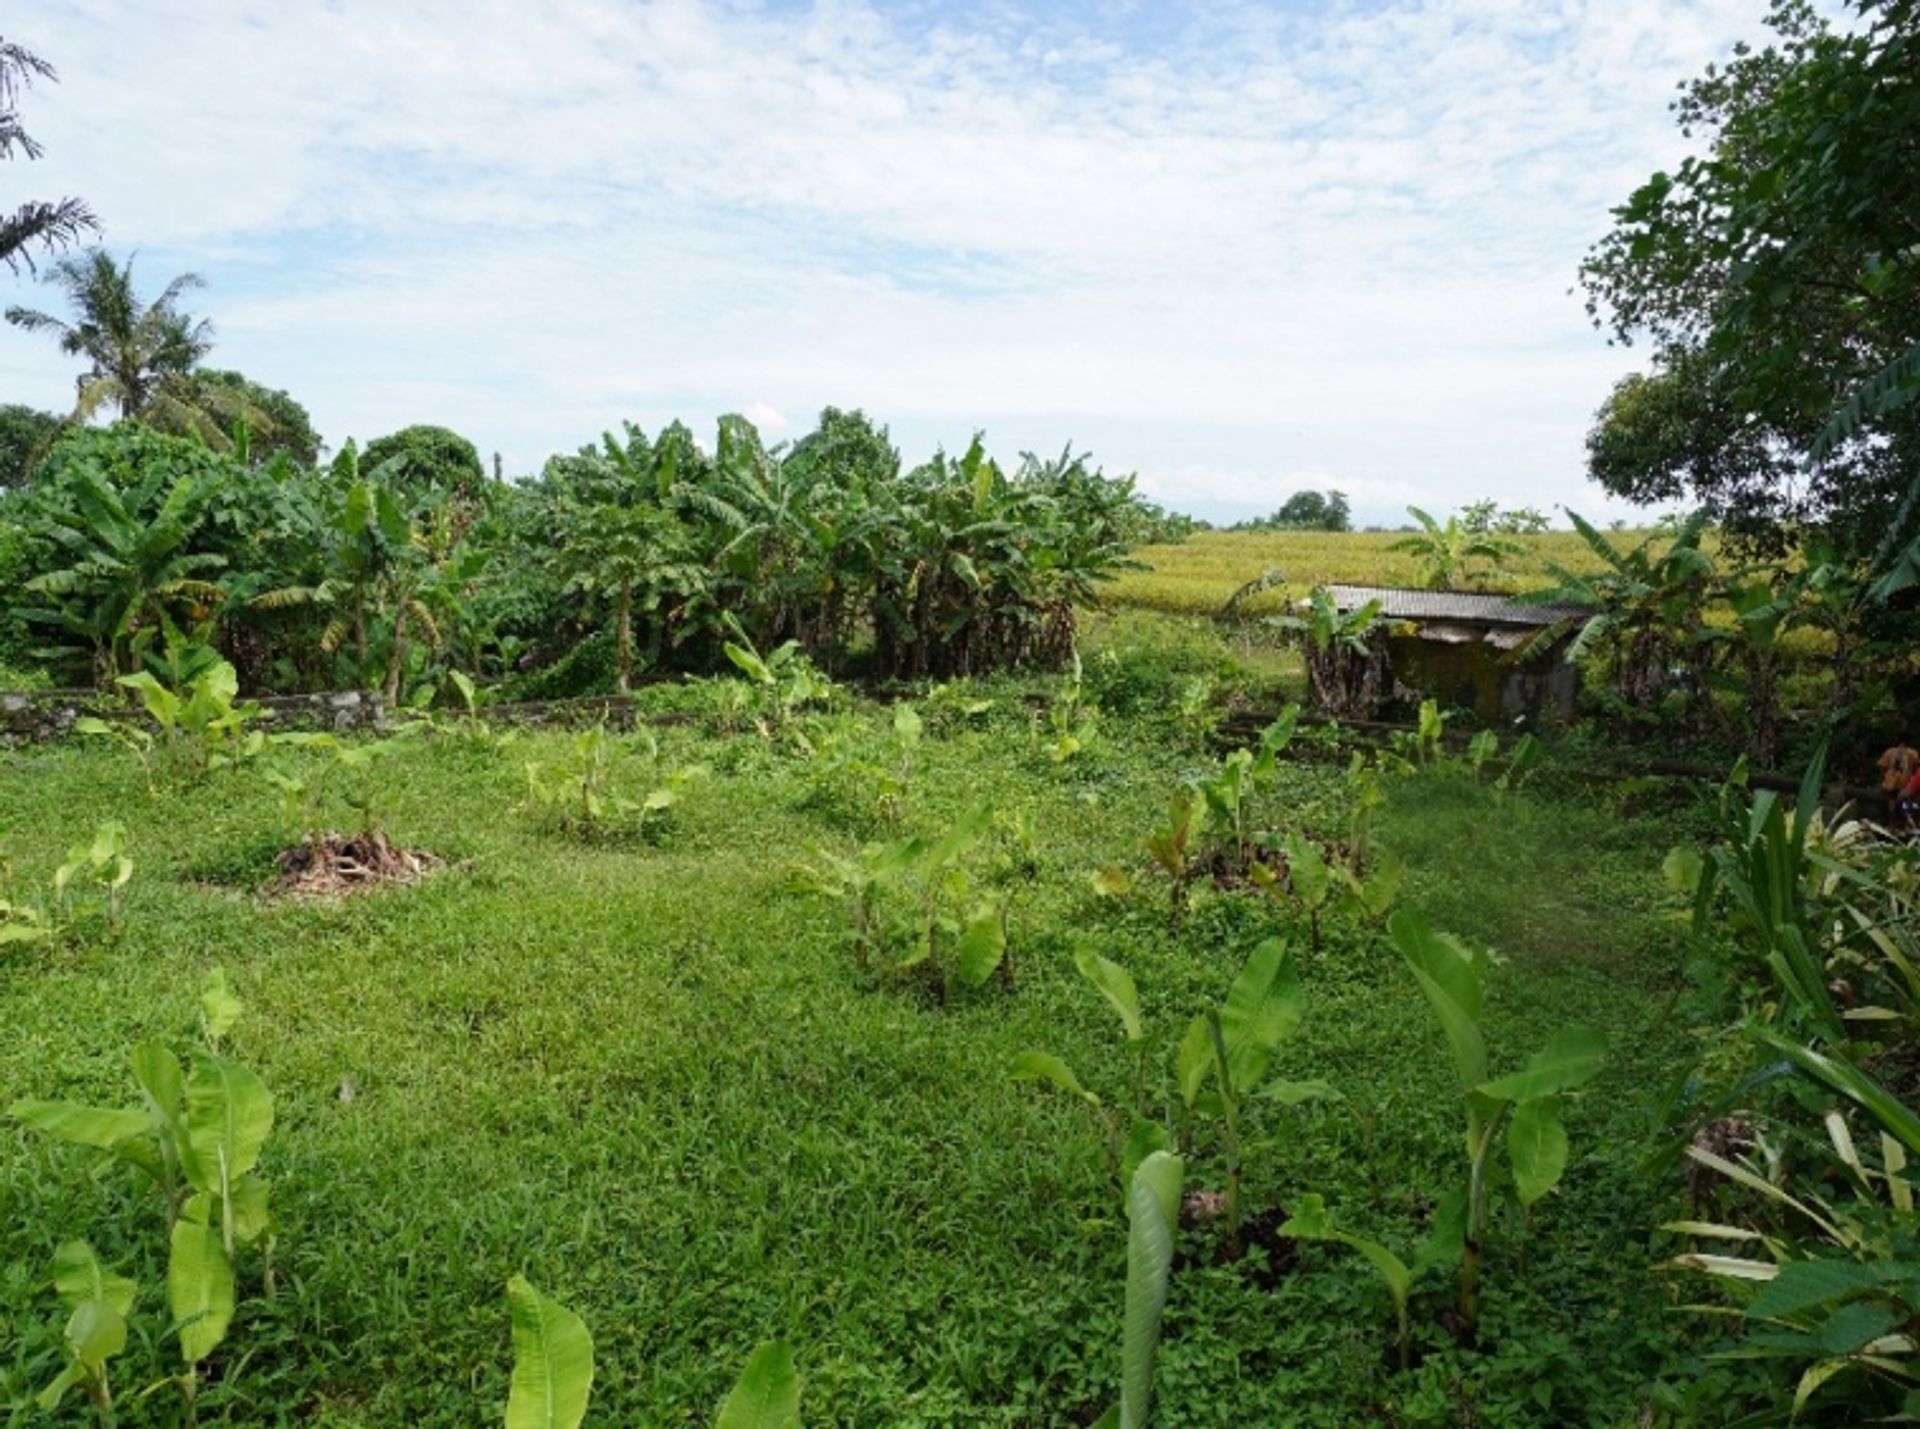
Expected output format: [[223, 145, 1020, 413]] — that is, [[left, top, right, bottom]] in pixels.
[[3, 250, 263, 446], [196, 369, 321, 466], [361, 424, 485, 500], [0, 38, 97, 273], [0, 400, 62, 487], [1580, 0, 1920, 554]]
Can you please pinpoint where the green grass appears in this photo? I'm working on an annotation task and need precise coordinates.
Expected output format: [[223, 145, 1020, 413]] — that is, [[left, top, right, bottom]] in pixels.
[[1, 689, 1710, 1425]]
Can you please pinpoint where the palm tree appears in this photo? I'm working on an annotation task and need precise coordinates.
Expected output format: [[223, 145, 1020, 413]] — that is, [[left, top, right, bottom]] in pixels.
[[0, 38, 98, 273], [4, 251, 262, 446]]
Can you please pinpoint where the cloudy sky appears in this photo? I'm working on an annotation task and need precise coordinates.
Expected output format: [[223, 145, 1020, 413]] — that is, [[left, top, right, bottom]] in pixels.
[[3, 0, 1772, 525]]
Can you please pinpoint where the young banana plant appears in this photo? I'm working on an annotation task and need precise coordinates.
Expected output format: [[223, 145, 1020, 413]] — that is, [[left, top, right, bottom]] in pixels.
[[1175, 938, 1330, 1253], [1391, 910, 1606, 1336], [503, 1277, 800, 1429], [10, 969, 275, 1406], [37, 1241, 137, 1422], [1012, 948, 1172, 1186], [893, 802, 996, 992], [1280, 1191, 1465, 1370], [1145, 789, 1200, 928], [54, 820, 134, 931]]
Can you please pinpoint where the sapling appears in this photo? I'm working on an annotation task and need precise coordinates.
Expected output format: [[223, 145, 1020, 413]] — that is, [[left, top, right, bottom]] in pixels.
[[10, 968, 276, 1407], [1466, 728, 1499, 776], [1, 851, 53, 947], [37, 1241, 137, 1424], [1391, 910, 1606, 1336], [76, 659, 264, 785], [1013, 948, 1171, 1183], [1174, 938, 1329, 1253], [1145, 789, 1200, 927], [1040, 652, 1098, 764], [1017, 938, 1327, 1248], [502, 1276, 800, 1429], [721, 613, 834, 731], [54, 820, 133, 931], [1280, 1192, 1464, 1370], [790, 837, 922, 969], [897, 802, 1007, 996]]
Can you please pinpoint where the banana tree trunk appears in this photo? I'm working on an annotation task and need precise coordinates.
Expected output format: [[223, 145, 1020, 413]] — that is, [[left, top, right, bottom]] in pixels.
[[614, 583, 634, 694], [383, 607, 409, 707]]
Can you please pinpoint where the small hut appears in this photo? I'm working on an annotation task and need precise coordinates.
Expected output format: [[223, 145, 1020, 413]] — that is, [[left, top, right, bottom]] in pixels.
[[1326, 585, 1589, 721]]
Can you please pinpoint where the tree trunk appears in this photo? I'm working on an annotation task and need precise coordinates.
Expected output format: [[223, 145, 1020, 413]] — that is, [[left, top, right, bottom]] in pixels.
[[383, 608, 409, 707], [615, 583, 634, 694]]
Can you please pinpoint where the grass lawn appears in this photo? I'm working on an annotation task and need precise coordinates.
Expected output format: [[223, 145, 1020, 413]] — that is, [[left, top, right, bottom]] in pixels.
[[1, 686, 1712, 1425]]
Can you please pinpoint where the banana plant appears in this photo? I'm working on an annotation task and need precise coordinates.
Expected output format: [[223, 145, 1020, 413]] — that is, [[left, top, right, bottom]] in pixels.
[[790, 837, 922, 970], [1251, 833, 1333, 954], [1281, 1192, 1464, 1370], [1012, 948, 1171, 1185], [1197, 750, 1256, 870], [897, 802, 1008, 995], [37, 1241, 137, 1422], [10, 969, 274, 1400], [1145, 789, 1200, 928], [1175, 938, 1328, 1252], [75, 659, 264, 782], [1041, 657, 1098, 764], [502, 1277, 800, 1429], [721, 611, 834, 730], [521, 727, 706, 841], [1090, 1150, 1184, 1429], [1391, 910, 1606, 1336], [54, 820, 133, 931], [1, 890, 53, 947]]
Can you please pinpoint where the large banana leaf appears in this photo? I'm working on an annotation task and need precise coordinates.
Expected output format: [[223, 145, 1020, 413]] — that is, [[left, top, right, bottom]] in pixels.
[[10, 1099, 150, 1148], [1217, 938, 1301, 1090], [183, 1050, 274, 1197], [1390, 911, 1488, 1088], [1120, 1151, 1183, 1429], [715, 1340, 802, 1429], [505, 1276, 594, 1429], [168, 1206, 235, 1366]]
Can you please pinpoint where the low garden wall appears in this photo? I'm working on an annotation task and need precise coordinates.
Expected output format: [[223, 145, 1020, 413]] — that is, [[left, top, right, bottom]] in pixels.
[[1, 689, 385, 744]]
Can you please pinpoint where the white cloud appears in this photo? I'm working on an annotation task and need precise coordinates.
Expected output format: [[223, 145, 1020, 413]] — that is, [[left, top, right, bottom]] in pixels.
[[0, 0, 1770, 523]]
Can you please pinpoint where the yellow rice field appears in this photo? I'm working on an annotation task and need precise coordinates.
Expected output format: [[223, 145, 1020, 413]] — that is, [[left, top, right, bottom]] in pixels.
[[1104, 529, 1648, 617]]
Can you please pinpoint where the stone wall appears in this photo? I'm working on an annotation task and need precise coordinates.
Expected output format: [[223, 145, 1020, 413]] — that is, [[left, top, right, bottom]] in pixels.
[[1, 689, 385, 744]]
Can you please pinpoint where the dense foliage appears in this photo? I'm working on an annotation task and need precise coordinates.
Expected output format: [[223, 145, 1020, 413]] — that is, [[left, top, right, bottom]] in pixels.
[[0, 400, 60, 487], [1581, 0, 1920, 555], [0, 410, 1158, 696]]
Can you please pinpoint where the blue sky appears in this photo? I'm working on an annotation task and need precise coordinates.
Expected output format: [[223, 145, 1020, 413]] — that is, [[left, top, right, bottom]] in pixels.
[[1, 0, 1772, 525]]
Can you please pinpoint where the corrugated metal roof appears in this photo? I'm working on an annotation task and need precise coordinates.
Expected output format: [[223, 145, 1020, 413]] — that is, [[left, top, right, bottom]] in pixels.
[[1325, 585, 1589, 628]]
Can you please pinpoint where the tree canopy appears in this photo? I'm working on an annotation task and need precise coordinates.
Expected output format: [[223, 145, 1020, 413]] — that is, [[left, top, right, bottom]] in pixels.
[[1579, 0, 1920, 554], [1235, 489, 1351, 532], [0, 401, 62, 487], [362, 424, 486, 496]]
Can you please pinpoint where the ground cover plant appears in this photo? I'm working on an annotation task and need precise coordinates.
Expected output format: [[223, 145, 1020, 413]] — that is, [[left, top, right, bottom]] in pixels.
[[2, 663, 1728, 1425]]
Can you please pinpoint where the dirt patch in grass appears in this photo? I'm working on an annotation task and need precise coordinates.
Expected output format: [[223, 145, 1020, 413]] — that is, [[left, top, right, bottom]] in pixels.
[[269, 832, 443, 899]]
